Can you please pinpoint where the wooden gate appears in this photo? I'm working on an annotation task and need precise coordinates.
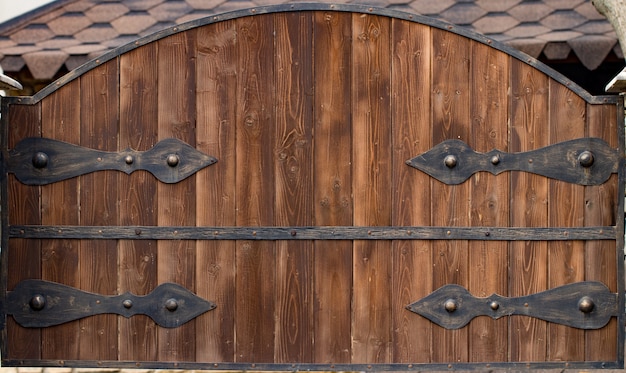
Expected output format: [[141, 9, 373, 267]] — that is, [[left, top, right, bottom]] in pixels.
[[1, 4, 624, 370]]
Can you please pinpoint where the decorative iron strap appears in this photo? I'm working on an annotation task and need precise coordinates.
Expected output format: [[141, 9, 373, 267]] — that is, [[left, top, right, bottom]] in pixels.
[[9, 225, 616, 240], [406, 281, 618, 330], [7, 137, 217, 185], [406, 138, 619, 185], [5, 279, 216, 328]]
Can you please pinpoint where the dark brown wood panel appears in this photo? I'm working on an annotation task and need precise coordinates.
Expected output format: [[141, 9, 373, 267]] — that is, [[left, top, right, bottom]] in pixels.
[[430, 28, 470, 363], [390, 18, 432, 363], [467, 41, 509, 363], [312, 10, 353, 365], [118, 43, 159, 361], [195, 19, 237, 362], [78, 59, 119, 360], [156, 30, 197, 361]]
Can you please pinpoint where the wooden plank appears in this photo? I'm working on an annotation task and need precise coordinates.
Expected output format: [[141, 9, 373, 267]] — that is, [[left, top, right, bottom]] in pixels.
[[509, 58, 549, 362], [312, 10, 352, 365], [351, 12, 392, 364], [195, 20, 237, 362], [234, 14, 276, 363], [430, 28, 470, 363], [390, 19, 432, 364], [467, 41, 509, 362], [273, 12, 314, 363], [157, 30, 197, 362], [78, 59, 119, 360], [118, 44, 159, 361], [547, 80, 585, 362], [40, 82, 81, 360], [584, 103, 618, 362], [6, 103, 41, 360]]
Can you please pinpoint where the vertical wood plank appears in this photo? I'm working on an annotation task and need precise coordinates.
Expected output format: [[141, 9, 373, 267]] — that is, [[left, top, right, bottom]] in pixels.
[[584, 103, 618, 362], [157, 30, 197, 361], [468, 41, 509, 362], [351, 13, 392, 364], [119, 44, 159, 361], [6, 103, 41, 360], [78, 60, 119, 360], [312, 10, 353, 364], [273, 12, 314, 363], [547, 80, 585, 362], [40, 82, 81, 360], [195, 20, 237, 362], [430, 28, 470, 363], [390, 19, 432, 363], [509, 58, 549, 362], [235, 14, 276, 363]]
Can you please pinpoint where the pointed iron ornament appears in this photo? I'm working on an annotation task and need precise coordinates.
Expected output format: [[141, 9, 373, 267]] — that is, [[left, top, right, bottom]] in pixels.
[[7, 279, 216, 328], [406, 138, 618, 185], [7, 137, 217, 185], [406, 281, 618, 330]]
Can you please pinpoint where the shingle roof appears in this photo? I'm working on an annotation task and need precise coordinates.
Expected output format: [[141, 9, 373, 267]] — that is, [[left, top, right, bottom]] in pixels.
[[0, 0, 622, 81]]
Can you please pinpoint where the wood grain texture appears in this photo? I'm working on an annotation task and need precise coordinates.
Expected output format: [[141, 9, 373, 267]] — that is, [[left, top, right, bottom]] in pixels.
[[118, 44, 159, 361], [78, 59, 119, 361], [6, 103, 42, 360], [584, 103, 618, 362], [273, 12, 314, 363], [156, 30, 197, 361], [40, 81, 81, 360], [195, 19, 237, 362], [509, 58, 549, 362], [390, 18, 432, 363], [312, 10, 353, 364], [467, 41, 509, 363], [234, 14, 276, 363], [430, 28, 470, 363]]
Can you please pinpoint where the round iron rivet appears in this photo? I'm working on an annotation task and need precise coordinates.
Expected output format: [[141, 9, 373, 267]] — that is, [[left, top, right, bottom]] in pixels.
[[490, 301, 499, 310], [165, 298, 178, 312], [444, 155, 457, 168], [122, 299, 133, 309], [125, 155, 134, 165], [490, 155, 500, 165], [444, 299, 457, 313], [166, 154, 179, 167], [29, 294, 46, 311], [32, 152, 49, 168], [578, 151, 594, 167], [578, 296, 594, 313]]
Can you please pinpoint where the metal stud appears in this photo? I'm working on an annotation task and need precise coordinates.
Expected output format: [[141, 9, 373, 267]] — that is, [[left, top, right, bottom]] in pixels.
[[578, 296, 594, 313], [444, 155, 457, 168], [444, 299, 457, 313], [165, 298, 178, 312], [124, 155, 134, 165], [32, 152, 49, 168], [578, 151, 594, 167], [29, 294, 46, 311], [166, 154, 179, 167], [490, 301, 499, 311], [122, 299, 133, 309], [490, 154, 500, 165]]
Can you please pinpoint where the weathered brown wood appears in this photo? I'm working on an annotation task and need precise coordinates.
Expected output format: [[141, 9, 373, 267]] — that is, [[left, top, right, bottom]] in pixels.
[[156, 30, 197, 361], [584, 103, 619, 361], [547, 80, 586, 361], [235, 14, 276, 363], [312, 10, 353, 364], [78, 59, 119, 360], [118, 43, 159, 361], [6, 102, 41, 360], [430, 28, 470, 363], [468, 41, 509, 363], [40, 81, 81, 360], [390, 18, 432, 363], [195, 19, 237, 362], [509, 58, 549, 362], [273, 12, 314, 363]]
